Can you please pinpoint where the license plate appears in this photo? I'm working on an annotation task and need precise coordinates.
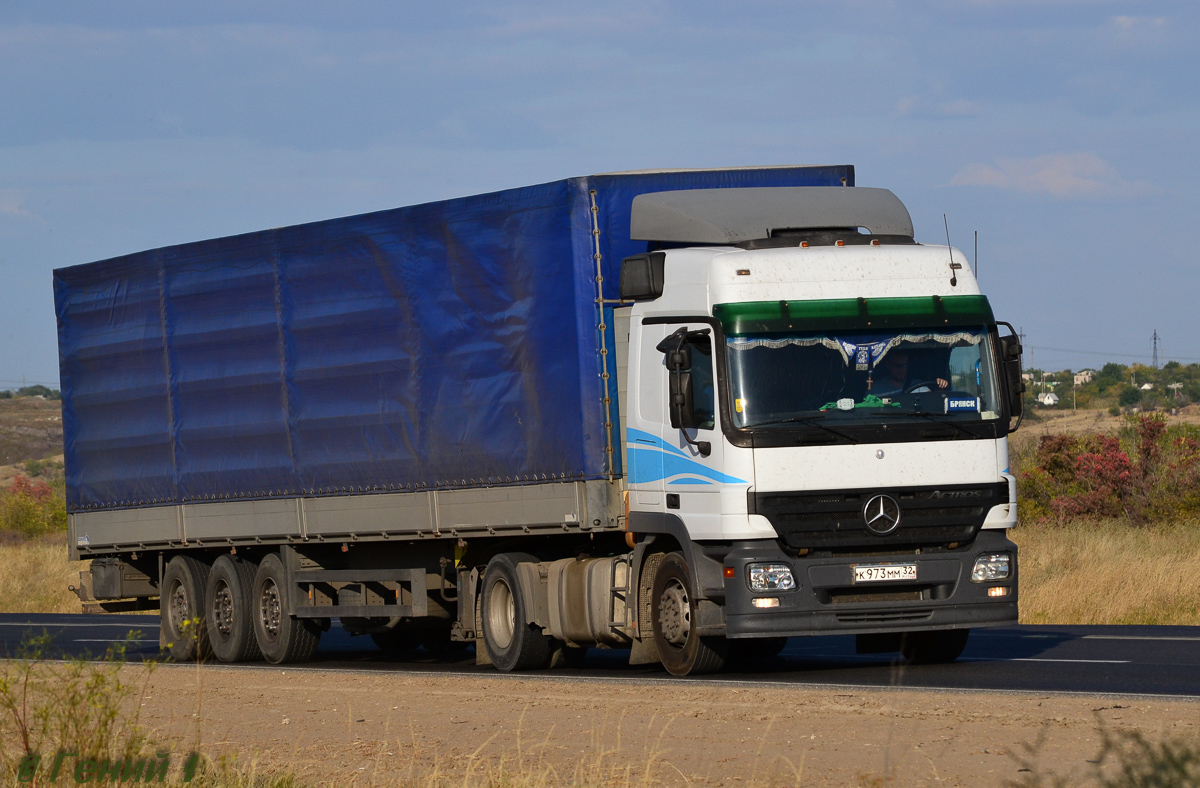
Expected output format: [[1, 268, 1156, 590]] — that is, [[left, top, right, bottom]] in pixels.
[[853, 563, 917, 583]]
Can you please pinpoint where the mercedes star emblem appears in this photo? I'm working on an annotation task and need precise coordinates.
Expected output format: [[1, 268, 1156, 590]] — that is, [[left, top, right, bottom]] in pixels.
[[863, 494, 901, 535]]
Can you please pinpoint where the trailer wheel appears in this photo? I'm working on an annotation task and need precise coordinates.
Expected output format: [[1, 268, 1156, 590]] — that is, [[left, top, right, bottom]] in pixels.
[[161, 555, 213, 662], [480, 553, 550, 671], [252, 554, 321, 664], [206, 555, 263, 663], [900, 629, 970, 665], [651, 552, 727, 676]]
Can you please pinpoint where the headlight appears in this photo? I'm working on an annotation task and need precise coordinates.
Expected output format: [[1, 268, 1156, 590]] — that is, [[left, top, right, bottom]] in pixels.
[[747, 563, 796, 591], [971, 553, 1011, 583]]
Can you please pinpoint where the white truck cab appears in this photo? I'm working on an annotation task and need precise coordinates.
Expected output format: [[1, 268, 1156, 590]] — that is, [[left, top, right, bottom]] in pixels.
[[617, 186, 1024, 674]]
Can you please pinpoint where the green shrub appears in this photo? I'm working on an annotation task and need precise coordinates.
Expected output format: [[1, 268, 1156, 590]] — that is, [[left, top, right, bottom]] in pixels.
[[0, 476, 67, 537]]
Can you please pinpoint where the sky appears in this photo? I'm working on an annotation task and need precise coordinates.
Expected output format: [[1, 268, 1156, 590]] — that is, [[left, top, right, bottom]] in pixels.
[[1, 0, 1198, 387]]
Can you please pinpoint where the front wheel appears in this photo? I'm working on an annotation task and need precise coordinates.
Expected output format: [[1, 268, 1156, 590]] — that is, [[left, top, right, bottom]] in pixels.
[[252, 553, 321, 664], [901, 629, 970, 664], [650, 552, 727, 676]]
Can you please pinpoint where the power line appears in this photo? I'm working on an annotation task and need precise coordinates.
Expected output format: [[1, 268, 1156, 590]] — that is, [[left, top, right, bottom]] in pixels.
[[1027, 345, 1200, 363], [0, 379, 59, 387]]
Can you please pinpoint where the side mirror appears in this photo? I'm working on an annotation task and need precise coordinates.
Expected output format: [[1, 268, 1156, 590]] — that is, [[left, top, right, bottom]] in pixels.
[[997, 323, 1025, 430], [669, 370, 702, 430]]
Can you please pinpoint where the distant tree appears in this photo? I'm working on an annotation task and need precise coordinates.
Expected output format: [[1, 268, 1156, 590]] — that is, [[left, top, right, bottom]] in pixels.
[[0, 390, 10, 400], [1118, 386, 1142, 407], [15, 385, 60, 400], [1095, 363, 1127, 393]]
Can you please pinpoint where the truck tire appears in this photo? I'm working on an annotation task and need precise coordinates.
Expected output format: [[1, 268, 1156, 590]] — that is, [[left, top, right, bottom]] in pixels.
[[252, 553, 321, 664], [161, 555, 213, 662], [206, 555, 263, 663], [651, 552, 727, 676], [480, 553, 551, 671], [900, 629, 970, 665]]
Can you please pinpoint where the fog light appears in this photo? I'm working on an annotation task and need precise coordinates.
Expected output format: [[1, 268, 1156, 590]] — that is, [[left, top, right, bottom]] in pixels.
[[988, 586, 1010, 598], [752, 597, 780, 608], [748, 563, 795, 591], [971, 553, 1011, 583]]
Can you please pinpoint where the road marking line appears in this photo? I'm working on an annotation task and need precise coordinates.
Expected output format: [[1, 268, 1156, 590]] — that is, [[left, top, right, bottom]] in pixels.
[[1082, 636, 1200, 642], [0, 622, 154, 629], [973, 633, 1200, 643], [791, 654, 1133, 665], [962, 657, 1130, 664]]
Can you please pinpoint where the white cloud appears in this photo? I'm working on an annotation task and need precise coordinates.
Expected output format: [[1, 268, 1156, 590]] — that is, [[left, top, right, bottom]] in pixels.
[[948, 153, 1152, 198], [0, 190, 44, 222], [1112, 15, 1166, 30]]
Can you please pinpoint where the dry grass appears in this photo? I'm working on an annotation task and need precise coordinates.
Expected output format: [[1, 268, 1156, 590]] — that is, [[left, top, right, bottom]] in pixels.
[[1013, 517, 1200, 625], [0, 536, 84, 614]]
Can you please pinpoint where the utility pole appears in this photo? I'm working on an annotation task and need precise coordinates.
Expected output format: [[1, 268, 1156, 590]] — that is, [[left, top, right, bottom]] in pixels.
[[1169, 382, 1183, 399], [1152, 329, 1160, 369]]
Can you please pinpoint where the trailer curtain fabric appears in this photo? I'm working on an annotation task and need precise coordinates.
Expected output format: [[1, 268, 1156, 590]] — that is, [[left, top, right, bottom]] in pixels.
[[54, 166, 852, 511]]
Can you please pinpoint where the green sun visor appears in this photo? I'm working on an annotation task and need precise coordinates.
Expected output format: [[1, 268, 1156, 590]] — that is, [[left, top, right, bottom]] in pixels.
[[713, 295, 995, 335]]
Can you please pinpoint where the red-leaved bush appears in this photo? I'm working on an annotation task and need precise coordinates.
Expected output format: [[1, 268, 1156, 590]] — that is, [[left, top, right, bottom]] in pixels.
[[0, 475, 67, 536], [1017, 415, 1200, 523]]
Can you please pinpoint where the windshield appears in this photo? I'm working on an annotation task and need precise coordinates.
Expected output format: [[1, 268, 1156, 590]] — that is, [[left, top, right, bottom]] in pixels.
[[716, 297, 1002, 429]]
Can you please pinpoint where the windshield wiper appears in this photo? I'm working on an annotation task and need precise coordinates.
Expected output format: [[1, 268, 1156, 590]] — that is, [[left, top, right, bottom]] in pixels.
[[748, 416, 858, 444], [882, 410, 981, 439]]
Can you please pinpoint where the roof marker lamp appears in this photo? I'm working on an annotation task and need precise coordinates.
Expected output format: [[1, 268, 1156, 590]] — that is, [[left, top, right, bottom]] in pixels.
[[748, 563, 795, 592], [971, 553, 1011, 583]]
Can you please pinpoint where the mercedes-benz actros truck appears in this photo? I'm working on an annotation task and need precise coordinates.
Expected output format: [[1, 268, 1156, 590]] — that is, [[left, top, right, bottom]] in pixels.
[[59, 165, 1024, 675]]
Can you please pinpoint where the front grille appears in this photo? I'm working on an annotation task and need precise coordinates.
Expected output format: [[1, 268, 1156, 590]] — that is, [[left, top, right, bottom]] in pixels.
[[836, 608, 934, 623], [829, 589, 923, 605], [751, 482, 1007, 550]]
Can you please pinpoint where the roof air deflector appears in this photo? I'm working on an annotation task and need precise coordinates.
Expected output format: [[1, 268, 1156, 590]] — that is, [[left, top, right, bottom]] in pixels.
[[630, 186, 914, 244]]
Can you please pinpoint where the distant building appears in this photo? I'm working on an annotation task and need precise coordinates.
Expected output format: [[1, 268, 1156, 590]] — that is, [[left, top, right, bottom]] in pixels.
[[1140, 382, 1154, 391], [1037, 392, 1060, 406], [1074, 370, 1096, 385]]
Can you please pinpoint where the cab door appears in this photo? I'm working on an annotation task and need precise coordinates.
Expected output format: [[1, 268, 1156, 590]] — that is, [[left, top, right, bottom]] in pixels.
[[661, 329, 729, 534]]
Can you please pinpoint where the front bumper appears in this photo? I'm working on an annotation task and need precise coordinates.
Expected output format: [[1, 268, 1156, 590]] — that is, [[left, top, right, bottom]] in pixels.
[[722, 529, 1018, 637]]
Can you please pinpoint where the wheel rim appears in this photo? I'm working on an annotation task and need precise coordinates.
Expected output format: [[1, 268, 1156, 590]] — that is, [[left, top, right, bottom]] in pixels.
[[168, 579, 190, 636], [658, 578, 691, 647], [486, 578, 516, 650], [212, 580, 235, 638], [259, 579, 282, 643]]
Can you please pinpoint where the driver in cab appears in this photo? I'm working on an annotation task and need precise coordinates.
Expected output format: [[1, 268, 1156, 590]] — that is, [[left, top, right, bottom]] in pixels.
[[874, 350, 948, 397]]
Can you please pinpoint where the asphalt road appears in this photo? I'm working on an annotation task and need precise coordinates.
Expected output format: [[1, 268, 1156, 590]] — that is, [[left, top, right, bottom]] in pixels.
[[3, 613, 1198, 698]]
